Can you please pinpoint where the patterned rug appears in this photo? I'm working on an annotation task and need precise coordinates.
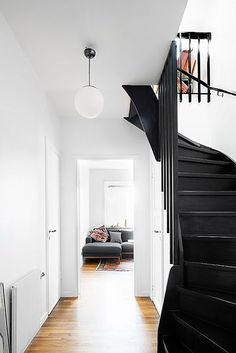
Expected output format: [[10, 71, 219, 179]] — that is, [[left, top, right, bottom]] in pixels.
[[96, 258, 134, 272]]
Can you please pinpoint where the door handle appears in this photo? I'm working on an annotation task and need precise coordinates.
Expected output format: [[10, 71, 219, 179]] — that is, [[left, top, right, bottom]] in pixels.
[[154, 230, 161, 233], [48, 229, 56, 240]]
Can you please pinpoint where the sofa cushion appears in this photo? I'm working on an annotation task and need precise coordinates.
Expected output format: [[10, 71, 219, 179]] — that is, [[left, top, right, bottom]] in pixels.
[[121, 230, 133, 243], [121, 242, 134, 253], [82, 242, 121, 257], [106, 228, 133, 243], [110, 231, 122, 243], [90, 229, 108, 243]]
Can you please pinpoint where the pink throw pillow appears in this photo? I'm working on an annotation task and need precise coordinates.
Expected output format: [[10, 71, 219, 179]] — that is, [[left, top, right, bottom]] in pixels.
[[90, 228, 108, 243]]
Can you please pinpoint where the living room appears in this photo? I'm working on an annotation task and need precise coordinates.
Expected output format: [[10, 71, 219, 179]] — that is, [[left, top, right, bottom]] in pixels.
[[78, 159, 134, 273]]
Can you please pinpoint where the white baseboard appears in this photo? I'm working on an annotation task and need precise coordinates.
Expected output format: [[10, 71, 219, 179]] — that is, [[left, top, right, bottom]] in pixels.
[[40, 312, 48, 326], [61, 291, 78, 298], [135, 291, 150, 297]]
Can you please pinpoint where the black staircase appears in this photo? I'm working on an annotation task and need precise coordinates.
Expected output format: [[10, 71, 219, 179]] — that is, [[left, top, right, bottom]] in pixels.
[[159, 134, 236, 353], [123, 37, 236, 352]]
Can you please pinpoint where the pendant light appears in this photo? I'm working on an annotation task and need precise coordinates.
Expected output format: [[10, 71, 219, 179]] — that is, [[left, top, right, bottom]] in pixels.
[[74, 48, 104, 119]]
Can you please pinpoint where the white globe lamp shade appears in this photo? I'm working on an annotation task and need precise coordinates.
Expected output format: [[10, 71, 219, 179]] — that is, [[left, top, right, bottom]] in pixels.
[[74, 85, 104, 119]]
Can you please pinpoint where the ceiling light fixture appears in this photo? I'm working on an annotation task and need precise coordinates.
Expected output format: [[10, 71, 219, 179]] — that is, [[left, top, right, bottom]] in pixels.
[[74, 48, 104, 119]]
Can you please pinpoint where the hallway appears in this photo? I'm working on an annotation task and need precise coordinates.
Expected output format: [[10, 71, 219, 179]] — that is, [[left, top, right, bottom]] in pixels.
[[26, 261, 159, 353]]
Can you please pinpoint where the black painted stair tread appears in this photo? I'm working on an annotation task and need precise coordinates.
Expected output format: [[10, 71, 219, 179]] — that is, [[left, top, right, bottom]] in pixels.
[[184, 287, 236, 306], [178, 142, 219, 155], [178, 133, 201, 147], [185, 261, 236, 269], [179, 193, 236, 211], [180, 212, 236, 234], [180, 211, 236, 216], [177, 287, 236, 332], [178, 286, 236, 306], [182, 235, 236, 265], [178, 173, 236, 191], [183, 234, 236, 238], [185, 261, 236, 267], [179, 156, 230, 165], [173, 313, 236, 353], [184, 261, 236, 295], [162, 336, 191, 353], [178, 172, 236, 178], [179, 190, 236, 195]]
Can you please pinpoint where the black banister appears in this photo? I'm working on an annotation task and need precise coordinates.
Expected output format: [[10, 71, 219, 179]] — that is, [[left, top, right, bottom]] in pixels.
[[177, 67, 236, 97], [159, 41, 179, 264]]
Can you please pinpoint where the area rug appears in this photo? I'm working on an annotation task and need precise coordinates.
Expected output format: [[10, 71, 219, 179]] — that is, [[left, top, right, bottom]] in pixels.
[[96, 258, 134, 272]]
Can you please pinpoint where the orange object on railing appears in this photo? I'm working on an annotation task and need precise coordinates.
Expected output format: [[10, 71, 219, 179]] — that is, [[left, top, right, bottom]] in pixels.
[[177, 49, 196, 93]]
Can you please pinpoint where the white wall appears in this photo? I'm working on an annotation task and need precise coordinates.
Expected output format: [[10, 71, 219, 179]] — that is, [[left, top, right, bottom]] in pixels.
[[60, 118, 150, 297], [178, 0, 236, 160], [0, 12, 59, 321], [89, 168, 132, 229]]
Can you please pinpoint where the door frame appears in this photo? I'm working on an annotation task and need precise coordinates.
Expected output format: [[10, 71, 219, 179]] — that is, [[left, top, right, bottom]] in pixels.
[[45, 137, 61, 314], [76, 155, 136, 296], [150, 155, 164, 312]]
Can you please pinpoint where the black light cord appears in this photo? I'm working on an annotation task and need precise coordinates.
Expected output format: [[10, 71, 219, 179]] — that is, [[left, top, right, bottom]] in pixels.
[[88, 57, 91, 86]]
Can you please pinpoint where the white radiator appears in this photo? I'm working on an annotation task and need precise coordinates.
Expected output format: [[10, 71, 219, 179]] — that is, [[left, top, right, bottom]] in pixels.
[[11, 269, 42, 353]]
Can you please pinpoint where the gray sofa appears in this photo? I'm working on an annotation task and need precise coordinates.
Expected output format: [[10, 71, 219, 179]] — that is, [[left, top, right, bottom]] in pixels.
[[82, 228, 134, 261]]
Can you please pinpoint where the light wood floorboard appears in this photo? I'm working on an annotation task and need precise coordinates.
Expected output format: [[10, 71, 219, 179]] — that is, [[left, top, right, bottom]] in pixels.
[[26, 260, 159, 353]]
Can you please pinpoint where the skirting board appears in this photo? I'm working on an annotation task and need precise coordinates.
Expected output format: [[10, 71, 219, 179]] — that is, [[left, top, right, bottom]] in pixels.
[[40, 312, 48, 326], [61, 291, 78, 298], [135, 293, 150, 297]]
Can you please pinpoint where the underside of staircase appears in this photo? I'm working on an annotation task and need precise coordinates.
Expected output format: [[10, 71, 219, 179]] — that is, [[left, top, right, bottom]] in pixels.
[[159, 134, 236, 353]]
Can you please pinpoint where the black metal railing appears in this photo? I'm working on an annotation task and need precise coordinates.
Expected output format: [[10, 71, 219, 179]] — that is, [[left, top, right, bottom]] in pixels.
[[158, 41, 179, 264], [177, 32, 211, 103]]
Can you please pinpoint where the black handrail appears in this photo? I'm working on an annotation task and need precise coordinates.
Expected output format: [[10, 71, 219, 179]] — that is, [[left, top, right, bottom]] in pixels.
[[177, 67, 236, 97]]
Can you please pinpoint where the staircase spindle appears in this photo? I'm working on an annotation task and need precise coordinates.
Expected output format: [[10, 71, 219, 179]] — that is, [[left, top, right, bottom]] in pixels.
[[197, 35, 201, 102], [179, 33, 183, 102], [207, 34, 211, 102], [188, 33, 192, 102]]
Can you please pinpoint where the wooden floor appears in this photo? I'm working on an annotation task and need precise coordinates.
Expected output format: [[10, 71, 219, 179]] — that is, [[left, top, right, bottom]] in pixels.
[[26, 260, 159, 353]]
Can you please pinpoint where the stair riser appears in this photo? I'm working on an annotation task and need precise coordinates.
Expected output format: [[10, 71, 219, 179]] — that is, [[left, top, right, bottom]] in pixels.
[[173, 316, 225, 353], [178, 146, 219, 159], [179, 290, 236, 332], [179, 195, 236, 211], [183, 238, 236, 266], [178, 161, 229, 173], [179, 177, 236, 191], [185, 264, 236, 295], [180, 215, 236, 234]]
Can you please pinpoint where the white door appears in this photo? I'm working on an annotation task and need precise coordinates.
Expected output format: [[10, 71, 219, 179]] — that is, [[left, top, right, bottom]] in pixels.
[[45, 140, 60, 314], [150, 157, 163, 312]]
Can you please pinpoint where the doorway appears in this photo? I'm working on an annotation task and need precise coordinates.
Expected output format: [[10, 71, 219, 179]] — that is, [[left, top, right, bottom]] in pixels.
[[77, 159, 134, 296], [45, 139, 60, 314]]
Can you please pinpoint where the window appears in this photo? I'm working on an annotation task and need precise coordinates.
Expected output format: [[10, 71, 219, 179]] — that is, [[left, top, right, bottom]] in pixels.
[[104, 181, 134, 228]]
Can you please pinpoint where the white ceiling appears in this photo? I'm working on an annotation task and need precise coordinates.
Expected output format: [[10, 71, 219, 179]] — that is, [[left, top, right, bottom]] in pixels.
[[0, 0, 187, 119]]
